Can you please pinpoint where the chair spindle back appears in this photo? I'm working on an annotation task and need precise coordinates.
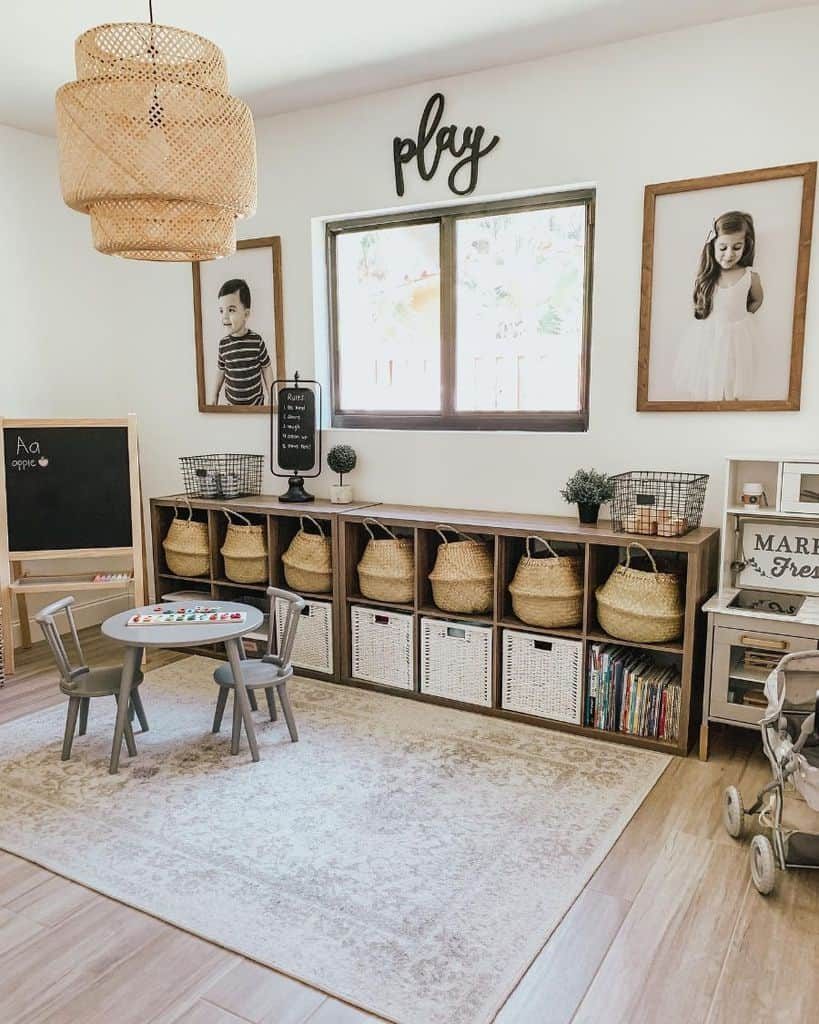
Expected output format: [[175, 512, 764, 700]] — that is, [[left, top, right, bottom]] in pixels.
[[264, 586, 305, 667], [34, 596, 89, 689]]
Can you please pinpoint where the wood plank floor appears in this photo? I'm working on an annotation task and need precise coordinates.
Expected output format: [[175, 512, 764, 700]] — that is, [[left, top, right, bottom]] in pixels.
[[1, 630, 816, 1023]]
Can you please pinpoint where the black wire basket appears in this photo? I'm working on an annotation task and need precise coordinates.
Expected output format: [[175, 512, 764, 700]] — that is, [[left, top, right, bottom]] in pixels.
[[179, 454, 263, 500], [610, 471, 708, 537]]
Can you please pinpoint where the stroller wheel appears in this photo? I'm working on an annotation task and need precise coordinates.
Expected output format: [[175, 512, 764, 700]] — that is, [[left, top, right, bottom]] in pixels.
[[750, 835, 776, 895], [723, 785, 744, 838]]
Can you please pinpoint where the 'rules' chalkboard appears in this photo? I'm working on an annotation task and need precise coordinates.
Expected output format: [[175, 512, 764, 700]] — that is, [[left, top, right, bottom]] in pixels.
[[277, 387, 316, 472], [3, 426, 133, 552]]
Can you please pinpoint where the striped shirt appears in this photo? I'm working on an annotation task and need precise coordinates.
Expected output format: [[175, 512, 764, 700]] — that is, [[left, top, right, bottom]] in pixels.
[[217, 331, 271, 405]]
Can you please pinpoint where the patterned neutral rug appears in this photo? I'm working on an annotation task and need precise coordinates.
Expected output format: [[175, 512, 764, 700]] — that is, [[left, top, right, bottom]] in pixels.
[[0, 657, 669, 1024]]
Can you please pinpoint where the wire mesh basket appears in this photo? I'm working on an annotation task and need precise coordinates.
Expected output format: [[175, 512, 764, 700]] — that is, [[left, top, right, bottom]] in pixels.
[[179, 454, 263, 499], [610, 471, 708, 537]]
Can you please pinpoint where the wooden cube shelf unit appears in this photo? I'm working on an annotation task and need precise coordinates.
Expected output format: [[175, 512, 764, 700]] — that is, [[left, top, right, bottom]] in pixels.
[[150, 497, 719, 755], [337, 505, 719, 756], [150, 495, 369, 674]]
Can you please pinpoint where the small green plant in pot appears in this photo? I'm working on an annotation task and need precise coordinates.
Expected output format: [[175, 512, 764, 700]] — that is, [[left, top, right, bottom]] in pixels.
[[560, 468, 614, 525], [327, 444, 357, 504]]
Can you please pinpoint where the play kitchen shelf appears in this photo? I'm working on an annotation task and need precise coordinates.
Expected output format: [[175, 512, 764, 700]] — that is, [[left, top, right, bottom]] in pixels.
[[700, 454, 819, 759], [150, 497, 718, 755]]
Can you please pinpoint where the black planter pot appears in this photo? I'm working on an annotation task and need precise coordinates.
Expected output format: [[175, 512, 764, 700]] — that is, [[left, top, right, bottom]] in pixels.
[[577, 502, 601, 525]]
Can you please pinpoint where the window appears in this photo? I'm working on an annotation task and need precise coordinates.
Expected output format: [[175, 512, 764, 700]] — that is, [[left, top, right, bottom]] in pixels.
[[327, 190, 594, 431]]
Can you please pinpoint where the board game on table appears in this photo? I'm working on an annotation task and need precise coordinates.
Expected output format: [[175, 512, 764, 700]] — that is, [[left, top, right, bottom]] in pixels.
[[127, 606, 247, 627]]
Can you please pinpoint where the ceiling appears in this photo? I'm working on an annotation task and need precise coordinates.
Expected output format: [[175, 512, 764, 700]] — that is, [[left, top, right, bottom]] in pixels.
[[1, 0, 811, 136]]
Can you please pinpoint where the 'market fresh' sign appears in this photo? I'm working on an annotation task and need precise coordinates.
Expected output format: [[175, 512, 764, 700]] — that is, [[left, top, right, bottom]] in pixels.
[[738, 521, 819, 594]]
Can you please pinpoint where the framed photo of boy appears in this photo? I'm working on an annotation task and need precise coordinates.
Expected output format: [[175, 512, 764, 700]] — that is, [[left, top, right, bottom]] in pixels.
[[637, 162, 816, 412], [193, 236, 286, 413]]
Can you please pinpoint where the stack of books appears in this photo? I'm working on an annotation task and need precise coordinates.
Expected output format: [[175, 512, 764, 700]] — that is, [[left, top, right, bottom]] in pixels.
[[585, 643, 681, 741]]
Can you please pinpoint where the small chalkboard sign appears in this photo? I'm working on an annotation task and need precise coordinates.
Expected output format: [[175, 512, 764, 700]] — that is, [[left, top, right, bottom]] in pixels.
[[271, 374, 322, 503], [277, 386, 316, 472]]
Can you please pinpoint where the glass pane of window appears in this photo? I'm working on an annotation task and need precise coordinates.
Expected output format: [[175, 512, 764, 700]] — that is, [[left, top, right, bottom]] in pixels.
[[455, 205, 587, 412], [335, 224, 441, 411]]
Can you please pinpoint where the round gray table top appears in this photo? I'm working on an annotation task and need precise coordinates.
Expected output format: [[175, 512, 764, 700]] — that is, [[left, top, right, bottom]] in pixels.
[[102, 601, 264, 648]]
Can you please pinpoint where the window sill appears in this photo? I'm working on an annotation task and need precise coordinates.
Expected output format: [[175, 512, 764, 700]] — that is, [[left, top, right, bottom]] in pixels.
[[330, 411, 588, 432]]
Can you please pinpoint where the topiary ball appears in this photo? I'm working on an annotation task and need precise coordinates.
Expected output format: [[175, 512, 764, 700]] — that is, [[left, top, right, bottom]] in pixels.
[[327, 444, 357, 475]]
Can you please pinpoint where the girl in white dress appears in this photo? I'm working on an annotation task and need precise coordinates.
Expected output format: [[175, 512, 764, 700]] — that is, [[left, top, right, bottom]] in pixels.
[[676, 211, 764, 401]]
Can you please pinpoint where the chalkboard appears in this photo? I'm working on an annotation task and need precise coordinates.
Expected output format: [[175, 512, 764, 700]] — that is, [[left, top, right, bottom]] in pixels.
[[3, 426, 133, 552], [277, 387, 316, 472]]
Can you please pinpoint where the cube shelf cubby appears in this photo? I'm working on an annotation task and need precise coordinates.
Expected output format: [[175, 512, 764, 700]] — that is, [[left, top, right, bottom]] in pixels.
[[150, 496, 719, 754]]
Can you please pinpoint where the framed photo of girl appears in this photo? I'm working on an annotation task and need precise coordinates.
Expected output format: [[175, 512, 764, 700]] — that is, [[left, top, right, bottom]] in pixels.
[[637, 162, 816, 411], [193, 236, 286, 413]]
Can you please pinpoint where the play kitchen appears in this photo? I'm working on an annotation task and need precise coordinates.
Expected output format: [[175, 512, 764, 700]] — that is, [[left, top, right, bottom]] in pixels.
[[700, 455, 819, 759]]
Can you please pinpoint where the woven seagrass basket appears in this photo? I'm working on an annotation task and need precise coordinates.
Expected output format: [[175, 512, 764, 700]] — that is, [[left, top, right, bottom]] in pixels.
[[162, 503, 209, 578], [282, 516, 333, 594], [428, 525, 493, 614], [357, 519, 414, 604], [595, 542, 683, 643], [220, 509, 268, 584], [509, 536, 583, 628]]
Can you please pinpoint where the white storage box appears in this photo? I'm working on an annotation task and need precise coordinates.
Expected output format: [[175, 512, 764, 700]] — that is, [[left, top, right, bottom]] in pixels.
[[276, 596, 333, 674], [502, 629, 582, 723], [351, 605, 414, 690], [420, 618, 492, 707]]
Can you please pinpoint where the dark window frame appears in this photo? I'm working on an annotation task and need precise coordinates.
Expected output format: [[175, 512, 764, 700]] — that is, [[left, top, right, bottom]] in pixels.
[[326, 189, 595, 431]]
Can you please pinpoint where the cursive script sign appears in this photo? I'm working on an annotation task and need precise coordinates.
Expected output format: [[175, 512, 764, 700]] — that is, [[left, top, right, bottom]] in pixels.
[[738, 521, 819, 596], [393, 93, 500, 198]]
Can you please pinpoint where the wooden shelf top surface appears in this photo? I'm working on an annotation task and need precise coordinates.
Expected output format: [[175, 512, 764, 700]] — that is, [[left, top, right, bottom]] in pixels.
[[151, 495, 718, 549], [338, 504, 719, 549], [152, 494, 377, 516]]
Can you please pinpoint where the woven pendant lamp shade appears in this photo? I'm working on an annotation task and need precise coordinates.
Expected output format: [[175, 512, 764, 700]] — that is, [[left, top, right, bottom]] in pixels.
[[55, 22, 256, 261]]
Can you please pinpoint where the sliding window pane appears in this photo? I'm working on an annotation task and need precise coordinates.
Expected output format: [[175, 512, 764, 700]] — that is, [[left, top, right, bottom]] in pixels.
[[455, 205, 586, 412], [335, 224, 441, 411]]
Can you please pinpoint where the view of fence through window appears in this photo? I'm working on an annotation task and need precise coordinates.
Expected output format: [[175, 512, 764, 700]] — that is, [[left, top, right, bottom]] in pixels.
[[336, 223, 441, 411], [456, 206, 586, 411], [329, 192, 592, 429]]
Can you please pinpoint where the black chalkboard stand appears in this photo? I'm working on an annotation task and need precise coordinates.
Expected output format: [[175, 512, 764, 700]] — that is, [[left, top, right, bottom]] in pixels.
[[271, 373, 322, 504]]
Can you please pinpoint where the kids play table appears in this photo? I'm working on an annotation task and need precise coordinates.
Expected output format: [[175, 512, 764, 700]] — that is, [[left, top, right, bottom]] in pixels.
[[102, 600, 264, 774]]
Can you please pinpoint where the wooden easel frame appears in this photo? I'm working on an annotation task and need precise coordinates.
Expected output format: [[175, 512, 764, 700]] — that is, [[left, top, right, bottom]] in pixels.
[[0, 415, 145, 677]]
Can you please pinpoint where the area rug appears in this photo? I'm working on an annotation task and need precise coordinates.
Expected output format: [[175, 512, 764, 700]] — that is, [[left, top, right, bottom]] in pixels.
[[0, 657, 669, 1024]]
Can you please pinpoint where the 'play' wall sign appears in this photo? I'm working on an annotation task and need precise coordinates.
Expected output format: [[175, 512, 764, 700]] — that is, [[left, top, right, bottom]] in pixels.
[[738, 521, 819, 595], [393, 93, 500, 198]]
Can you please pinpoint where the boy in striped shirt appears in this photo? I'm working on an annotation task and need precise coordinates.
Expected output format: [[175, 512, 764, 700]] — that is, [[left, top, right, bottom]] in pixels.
[[212, 279, 273, 406]]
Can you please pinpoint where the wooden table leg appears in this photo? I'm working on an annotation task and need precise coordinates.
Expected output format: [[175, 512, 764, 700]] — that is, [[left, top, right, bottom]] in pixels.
[[110, 645, 143, 774], [225, 638, 259, 762]]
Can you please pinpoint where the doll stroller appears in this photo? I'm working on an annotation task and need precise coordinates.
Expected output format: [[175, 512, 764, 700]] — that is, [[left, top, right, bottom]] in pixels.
[[723, 650, 819, 894]]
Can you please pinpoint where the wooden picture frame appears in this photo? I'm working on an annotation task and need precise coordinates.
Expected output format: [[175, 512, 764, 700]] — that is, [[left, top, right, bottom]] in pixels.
[[637, 162, 816, 412], [193, 236, 286, 414]]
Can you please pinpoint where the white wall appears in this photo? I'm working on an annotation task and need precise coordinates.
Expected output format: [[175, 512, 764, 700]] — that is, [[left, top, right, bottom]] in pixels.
[[0, 126, 137, 638], [4, 7, 819, 589]]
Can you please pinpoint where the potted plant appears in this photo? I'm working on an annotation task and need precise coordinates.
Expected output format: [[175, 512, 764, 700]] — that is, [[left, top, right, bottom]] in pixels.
[[327, 444, 357, 504], [560, 468, 614, 525]]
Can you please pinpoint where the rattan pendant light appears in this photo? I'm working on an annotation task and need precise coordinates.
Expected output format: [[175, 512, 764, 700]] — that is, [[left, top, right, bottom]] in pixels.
[[55, 4, 256, 261]]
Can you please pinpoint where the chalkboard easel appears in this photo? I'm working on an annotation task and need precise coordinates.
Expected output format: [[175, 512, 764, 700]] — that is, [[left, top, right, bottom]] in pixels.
[[271, 373, 322, 503], [0, 416, 145, 677]]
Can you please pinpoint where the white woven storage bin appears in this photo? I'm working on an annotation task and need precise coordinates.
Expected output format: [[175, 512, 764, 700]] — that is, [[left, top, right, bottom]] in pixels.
[[501, 629, 582, 724], [420, 618, 493, 707], [351, 606, 414, 690], [275, 596, 333, 674]]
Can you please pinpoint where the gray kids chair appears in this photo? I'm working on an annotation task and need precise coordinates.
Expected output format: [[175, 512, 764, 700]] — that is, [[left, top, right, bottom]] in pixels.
[[212, 586, 304, 750], [35, 596, 149, 762]]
